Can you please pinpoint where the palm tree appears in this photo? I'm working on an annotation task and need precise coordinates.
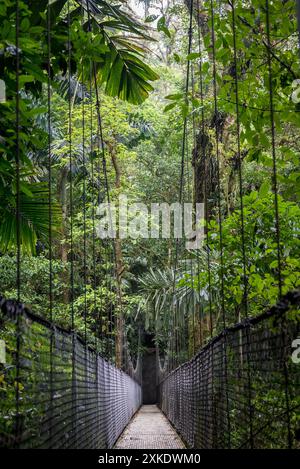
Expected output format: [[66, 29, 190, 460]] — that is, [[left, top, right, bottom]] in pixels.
[[0, 0, 159, 252], [0, 0, 160, 369], [137, 248, 219, 353]]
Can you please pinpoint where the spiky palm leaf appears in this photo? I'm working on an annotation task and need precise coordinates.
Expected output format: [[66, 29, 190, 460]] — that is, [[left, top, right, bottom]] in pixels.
[[137, 250, 218, 331], [138, 267, 175, 330], [28, 0, 159, 105], [0, 182, 61, 255]]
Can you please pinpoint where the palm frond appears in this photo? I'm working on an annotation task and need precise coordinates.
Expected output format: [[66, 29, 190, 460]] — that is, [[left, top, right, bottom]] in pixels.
[[0, 182, 62, 255], [137, 248, 218, 331], [48, 0, 159, 104], [55, 75, 90, 104]]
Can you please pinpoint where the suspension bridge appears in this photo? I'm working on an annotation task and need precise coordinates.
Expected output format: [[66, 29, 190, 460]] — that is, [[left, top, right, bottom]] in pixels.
[[0, 0, 300, 451], [0, 290, 299, 449]]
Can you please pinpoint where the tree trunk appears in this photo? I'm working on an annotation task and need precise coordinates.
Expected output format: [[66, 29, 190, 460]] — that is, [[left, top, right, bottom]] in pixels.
[[184, 0, 210, 38], [192, 129, 218, 216]]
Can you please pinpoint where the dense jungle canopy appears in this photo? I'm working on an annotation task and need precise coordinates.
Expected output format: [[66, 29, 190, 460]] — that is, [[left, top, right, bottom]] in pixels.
[[0, 0, 299, 364]]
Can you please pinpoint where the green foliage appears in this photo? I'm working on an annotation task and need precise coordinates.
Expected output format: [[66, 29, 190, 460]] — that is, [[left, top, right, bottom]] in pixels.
[[0, 0, 299, 447], [0, 183, 61, 255], [0, 0, 159, 254], [154, 0, 300, 342], [0, 254, 67, 319], [181, 192, 300, 332], [157, 16, 171, 38]]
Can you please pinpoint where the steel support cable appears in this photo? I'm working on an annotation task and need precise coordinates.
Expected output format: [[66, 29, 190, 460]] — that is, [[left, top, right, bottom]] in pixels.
[[170, 0, 194, 371], [195, 2, 215, 446], [83, 15, 114, 444], [157, 237, 175, 375], [85, 1, 109, 359], [92, 92, 111, 359], [85, 0, 120, 365], [178, 125, 191, 362], [88, 61, 106, 356], [82, 75, 87, 343], [185, 69, 199, 445], [265, 0, 292, 448], [229, 1, 249, 318], [181, 128, 190, 361], [219, 97, 300, 113], [46, 0, 55, 447], [196, 0, 213, 340], [14, 0, 21, 448], [89, 64, 98, 350], [230, 0, 254, 448], [80, 3, 89, 438], [265, 0, 282, 297], [210, 1, 226, 329], [67, 1, 77, 447], [15, 3, 20, 303], [209, 0, 231, 448], [67, 1, 75, 331], [92, 22, 112, 352], [186, 63, 196, 357], [187, 126, 196, 356], [46, 2, 53, 325], [107, 242, 114, 361]]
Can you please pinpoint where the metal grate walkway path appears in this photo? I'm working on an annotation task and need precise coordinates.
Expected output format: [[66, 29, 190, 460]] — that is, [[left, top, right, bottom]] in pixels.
[[114, 405, 185, 449]]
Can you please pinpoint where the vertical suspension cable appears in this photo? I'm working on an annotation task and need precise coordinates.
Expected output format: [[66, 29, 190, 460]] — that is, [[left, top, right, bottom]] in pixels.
[[170, 0, 194, 370], [68, 0, 77, 447], [47, 1, 53, 323], [191, 60, 201, 352], [265, 0, 292, 448], [86, 0, 116, 363], [14, 0, 21, 448], [68, 0, 75, 331], [230, 0, 253, 448], [15, 3, 20, 302], [210, 0, 226, 330], [186, 124, 195, 356], [104, 233, 111, 359], [186, 72, 195, 357], [209, 0, 231, 447], [196, 0, 215, 445], [88, 58, 102, 443], [185, 56, 201, 357], [89, 64, 98, 349], [109, 244, 115, 361], [196, 0, 213, 339], [47, 0, 54, 447], [230, 1, 248, 318], [265, 0, 282, 297], [88, 59, 105, 355], [81, 61, 87, 344], [96, 98, 110, 359], [81, 4, 88, 438]]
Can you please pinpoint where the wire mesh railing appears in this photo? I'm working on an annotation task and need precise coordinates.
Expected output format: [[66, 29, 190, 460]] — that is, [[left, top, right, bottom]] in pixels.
[[0, 297, 142, 449], [158, 291, 300, 449]]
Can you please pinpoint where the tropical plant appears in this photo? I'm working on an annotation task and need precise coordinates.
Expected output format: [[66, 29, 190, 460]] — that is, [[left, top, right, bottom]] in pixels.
[[0, 0, 159, 254]]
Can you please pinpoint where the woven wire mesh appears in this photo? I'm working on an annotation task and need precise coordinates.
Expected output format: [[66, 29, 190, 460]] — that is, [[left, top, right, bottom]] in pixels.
[[158, 292, 300, 449], [0, 306, 142, 449]]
